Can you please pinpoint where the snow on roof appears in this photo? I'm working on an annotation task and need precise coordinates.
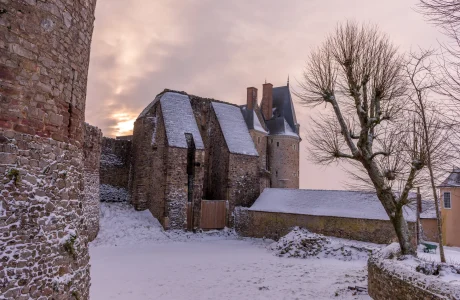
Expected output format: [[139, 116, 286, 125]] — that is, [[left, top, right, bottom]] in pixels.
[[249, 189, 428, 222], [212, 102, 258, 156], [160, 92, 204, 149], [439, 168, 460, 187], [253, 111, 267, 133]]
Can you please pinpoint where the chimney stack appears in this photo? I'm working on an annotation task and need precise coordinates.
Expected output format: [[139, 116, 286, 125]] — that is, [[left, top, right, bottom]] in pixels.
[[261, 83, 273, 120], [247, 87, 258, 110]]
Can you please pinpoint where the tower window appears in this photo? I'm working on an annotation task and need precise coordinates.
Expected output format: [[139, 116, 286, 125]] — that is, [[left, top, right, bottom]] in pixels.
[[258, 136, 261, 144], [276, 170, 278, 177], [277, 142, 279, 147], [293, 144, 296, 150], [444, 192, 452, 209]]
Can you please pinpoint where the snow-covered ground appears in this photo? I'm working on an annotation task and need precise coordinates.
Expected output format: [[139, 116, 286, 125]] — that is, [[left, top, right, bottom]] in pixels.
[[90, 203, 376, 299]]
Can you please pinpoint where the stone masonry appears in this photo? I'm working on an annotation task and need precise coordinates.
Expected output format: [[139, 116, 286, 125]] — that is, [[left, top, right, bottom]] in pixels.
[[83, 123, 102, 242], [368, 244, 460, 299], [0, 0, 97, 299], [100, 137, 132, 202], [127, 82, 300, 231]]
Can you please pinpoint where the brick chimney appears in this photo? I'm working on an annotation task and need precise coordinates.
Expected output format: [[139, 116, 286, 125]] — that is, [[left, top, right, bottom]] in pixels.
[[261, 83, 273, 120], [247, 87, 258, 110]]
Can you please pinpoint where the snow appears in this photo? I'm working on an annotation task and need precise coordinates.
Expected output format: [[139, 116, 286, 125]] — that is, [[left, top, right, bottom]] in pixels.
[[100, 153, 123, 167], [374, 243, 460, 296], [253, 111, 267, 133], [212, 102, 258, 156], [90, 203, 373, 299], [249, 188, 419, 222], [160, 92, 204, 149], [283, 118, 299, 137], [270, 227, 381, 261], [100, 184, 130, 202]]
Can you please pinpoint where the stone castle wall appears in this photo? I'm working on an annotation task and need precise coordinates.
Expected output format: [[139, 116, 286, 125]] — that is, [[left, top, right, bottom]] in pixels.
[[83, 123, 102, 242], [100, 137, 132, 202], [0, 0, 97, 299], [249, 130, 270, 193], [131, 101, 164, 212], [0, 130, 91, 299], [268, 135, 299, 189], [235, 209, 417, 244]]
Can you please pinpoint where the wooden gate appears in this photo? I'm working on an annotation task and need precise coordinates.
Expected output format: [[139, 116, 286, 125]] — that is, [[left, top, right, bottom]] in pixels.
[[200, 200, 227, 229]]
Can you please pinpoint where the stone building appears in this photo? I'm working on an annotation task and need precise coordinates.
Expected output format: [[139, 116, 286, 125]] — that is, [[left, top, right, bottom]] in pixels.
[[0, 0, 97, 299], [102, 82, 301, 231]]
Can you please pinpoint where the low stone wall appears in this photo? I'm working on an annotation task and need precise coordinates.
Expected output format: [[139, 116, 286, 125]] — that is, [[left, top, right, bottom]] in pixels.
[[83, 124, 102, 241], [368, 244, 460, 299], [235, 208, 416, 245], [100, 137, 132, 202]]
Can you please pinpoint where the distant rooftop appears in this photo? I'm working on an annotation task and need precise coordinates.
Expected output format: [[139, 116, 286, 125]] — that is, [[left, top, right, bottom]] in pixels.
[[249, 189, 435, 222], [438, 168, 460, 188]]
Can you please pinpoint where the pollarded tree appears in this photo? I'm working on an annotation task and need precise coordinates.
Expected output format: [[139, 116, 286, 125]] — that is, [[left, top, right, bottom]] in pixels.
[[297, 22, 424, 255]]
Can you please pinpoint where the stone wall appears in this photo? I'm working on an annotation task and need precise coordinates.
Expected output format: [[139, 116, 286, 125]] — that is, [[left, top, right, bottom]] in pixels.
[[100, 137, 132, 202], [235, 209, 417, 245], [268, 135, 300, 189], [0, 130, 91, 299], [206, 103, 230, 200], [131, 104, 160, 211], [0, 0, 97, 298], [249, 130, 270, 193], [227, 154, 260, 225], [83, 123, 102, 242], [0, 0, 96, 145], [368, 244, 460, 299], [164, 147, 205, 229]]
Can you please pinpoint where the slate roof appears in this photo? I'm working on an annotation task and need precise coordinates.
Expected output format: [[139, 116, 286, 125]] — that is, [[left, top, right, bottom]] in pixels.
[[240, 85, 300, 138], [159, 92, 205, 150], [438, 168, 460, 187], [249, 188, 436, 222], [240, 106, 267, 134], [212, 102, 259, 156]]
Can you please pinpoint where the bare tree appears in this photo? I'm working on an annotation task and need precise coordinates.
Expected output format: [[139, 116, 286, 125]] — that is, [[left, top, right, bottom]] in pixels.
[[418, 0, 460, 101], [405, 48, 455, 262], [297, 22, 424, 255]]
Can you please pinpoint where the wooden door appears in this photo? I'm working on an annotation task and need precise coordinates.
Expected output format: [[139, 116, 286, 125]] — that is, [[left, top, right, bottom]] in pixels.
[[200, 200, 227, 229]]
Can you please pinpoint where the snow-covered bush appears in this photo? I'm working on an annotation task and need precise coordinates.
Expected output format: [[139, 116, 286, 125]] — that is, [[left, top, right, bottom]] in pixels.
[[270, 227, 376, 261], [416, 261, 460, 277]]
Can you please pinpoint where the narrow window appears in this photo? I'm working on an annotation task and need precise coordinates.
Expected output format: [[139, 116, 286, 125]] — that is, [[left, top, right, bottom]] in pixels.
[[276, 170, 278, 177], [277, 142, 279, 147], [444, 192, 452, 209], [270, 139, 273, 144], [293, 144, 296, 150], [258, 136, 261, 144]]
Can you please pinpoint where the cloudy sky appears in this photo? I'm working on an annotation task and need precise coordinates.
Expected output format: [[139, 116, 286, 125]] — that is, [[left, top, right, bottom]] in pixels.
[[86, 0, 443, 190]]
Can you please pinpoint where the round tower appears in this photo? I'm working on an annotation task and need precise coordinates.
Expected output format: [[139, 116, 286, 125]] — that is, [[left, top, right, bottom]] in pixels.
[[0, 0, 97, 298], [268, 135, 300, 188]]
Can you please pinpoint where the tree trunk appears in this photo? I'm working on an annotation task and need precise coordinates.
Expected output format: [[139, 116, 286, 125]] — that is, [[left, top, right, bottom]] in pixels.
[[392, 205, 416, 255], [364, 159, 416, 255], [427, 162, 447, 262]]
